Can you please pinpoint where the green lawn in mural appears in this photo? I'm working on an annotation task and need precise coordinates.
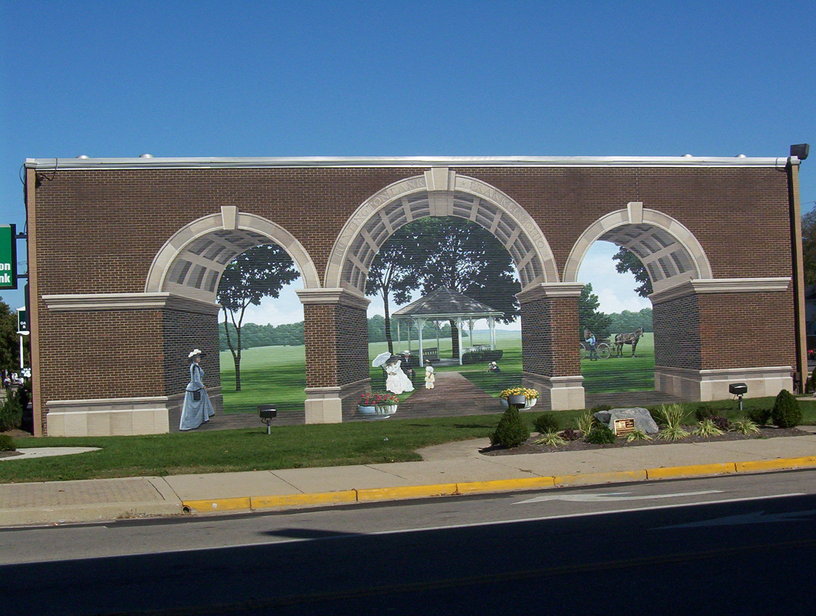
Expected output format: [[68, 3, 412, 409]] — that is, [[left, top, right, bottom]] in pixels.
[[220, 331, 655, 414]]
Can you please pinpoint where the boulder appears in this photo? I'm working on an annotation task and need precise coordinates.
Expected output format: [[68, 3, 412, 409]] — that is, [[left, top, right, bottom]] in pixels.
[[593, 407, 659, 434]]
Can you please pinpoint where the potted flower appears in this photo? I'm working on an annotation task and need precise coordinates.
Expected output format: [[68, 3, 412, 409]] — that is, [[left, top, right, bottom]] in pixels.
[[358, 392, 400, 416], [498, 387, 540, 410]]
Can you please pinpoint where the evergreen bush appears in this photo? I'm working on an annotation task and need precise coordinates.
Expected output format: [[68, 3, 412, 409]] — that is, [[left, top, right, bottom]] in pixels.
[[694, 406, 717, 421], [747, 408, 772, 426], [0, 434, 15, 451], [533, 413, 560, 434], [771, 389, 802, 428], [585, 425, 616, 444], [489, 406, 530, 448]]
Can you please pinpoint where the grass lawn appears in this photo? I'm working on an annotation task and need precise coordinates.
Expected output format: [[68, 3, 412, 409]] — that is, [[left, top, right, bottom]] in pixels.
[[2, 415, 502, 484], [2, 332, 786, 486], [4, 397, 815, 484]]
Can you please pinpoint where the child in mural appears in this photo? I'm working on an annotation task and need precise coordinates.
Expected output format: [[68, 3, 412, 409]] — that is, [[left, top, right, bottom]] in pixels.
[[488, 361, 501, 373], [424, 365, 435, 389], [384, 356, 414, 395], [179, 349, 215, 430]]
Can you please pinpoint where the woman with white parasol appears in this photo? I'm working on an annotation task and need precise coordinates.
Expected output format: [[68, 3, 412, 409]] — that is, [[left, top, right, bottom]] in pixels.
[[372, 351, 414, 395]]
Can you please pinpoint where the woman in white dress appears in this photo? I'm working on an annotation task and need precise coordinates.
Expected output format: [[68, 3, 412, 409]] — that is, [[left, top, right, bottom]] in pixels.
[[384, 357, 414, 395], [179, 349, 215, 430]]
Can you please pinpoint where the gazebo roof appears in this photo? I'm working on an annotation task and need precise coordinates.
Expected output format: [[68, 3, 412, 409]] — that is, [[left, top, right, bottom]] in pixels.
[[392, 287, 503, 320]]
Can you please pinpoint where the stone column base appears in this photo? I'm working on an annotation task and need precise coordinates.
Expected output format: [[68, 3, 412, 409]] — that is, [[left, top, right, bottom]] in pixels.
[[46, 396, 173, 436], [655, 366, 793, 401], [45, 387, 224, 436], [522, 373, 585, 411], [304, 378, 371, 424]]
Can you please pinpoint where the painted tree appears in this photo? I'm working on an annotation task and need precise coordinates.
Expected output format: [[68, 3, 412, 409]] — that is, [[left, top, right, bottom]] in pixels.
[[579, 283, 612, 340], [217, 244, 300, 391], [366, 217, 519, 358], [411, 217, 520, 358], [612, 247, 653, 297], [365, 228, 423, 354]]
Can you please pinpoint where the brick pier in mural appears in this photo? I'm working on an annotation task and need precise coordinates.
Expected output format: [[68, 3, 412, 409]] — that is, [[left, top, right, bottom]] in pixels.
[[23, 154, 808, 436]]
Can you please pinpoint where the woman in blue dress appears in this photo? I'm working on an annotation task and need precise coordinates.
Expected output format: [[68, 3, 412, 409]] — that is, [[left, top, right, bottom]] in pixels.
[[179, 349, 215, 430]]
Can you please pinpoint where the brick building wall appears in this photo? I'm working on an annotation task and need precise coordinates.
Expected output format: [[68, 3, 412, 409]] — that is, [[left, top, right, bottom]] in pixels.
[[26, 158, 800, 432]]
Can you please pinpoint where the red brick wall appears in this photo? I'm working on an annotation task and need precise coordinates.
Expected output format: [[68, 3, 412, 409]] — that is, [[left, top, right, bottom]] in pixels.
[[698, 292, 795, 369], [653, 295, 702, 370], [162, 310, 221, 395], [302, 304, 369, 388], [521, 297, 581, 377], [654, 291, 796, 371]]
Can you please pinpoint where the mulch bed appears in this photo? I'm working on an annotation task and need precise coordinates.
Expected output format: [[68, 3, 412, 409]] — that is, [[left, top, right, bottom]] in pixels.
[[481, 426, 811, 456]]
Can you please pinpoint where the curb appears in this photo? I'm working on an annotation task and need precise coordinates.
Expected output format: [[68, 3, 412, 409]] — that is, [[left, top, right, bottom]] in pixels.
[[181, 456, 816, 515]]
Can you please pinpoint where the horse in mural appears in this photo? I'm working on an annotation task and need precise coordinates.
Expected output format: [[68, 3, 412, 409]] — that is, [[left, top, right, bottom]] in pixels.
[[614, 327, 644, 357]]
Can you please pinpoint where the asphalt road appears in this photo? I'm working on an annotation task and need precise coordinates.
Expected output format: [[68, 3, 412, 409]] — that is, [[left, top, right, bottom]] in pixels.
[[3, 470, 815, 615]]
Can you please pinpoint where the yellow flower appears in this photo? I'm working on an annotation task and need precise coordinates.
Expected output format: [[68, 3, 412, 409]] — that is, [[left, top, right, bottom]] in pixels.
[[499, 387, 539, 400]]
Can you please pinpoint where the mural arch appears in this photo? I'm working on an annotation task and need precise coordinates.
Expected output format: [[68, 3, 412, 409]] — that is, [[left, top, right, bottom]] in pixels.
[[562, 203, 713, 292], [324, 170, 559, 295], [146, 207, 321, 302]]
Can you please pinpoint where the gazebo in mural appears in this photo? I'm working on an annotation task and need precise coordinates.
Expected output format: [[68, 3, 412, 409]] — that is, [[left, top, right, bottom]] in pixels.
[[392, 287, 505, 366]]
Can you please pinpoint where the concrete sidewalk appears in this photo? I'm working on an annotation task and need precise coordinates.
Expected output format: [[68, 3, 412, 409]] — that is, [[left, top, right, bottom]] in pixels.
[[2, 429, 815, 527]]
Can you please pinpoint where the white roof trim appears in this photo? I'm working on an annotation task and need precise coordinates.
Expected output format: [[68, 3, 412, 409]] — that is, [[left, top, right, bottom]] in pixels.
[[24, 155, 795, 171]]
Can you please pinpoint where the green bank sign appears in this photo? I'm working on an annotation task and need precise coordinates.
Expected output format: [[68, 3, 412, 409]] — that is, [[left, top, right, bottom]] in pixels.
[[0, 224, 17, 289]]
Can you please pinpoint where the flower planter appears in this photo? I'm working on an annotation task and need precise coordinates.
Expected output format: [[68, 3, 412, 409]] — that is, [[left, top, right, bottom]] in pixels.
[[376, 405, 398, 416], [358, 405, 377, 415], [499, 397, 538, 411]]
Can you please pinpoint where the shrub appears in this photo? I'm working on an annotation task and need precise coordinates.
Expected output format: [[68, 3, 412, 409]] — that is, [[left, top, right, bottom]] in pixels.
[[590, 404, 612, 412], [626, 429, 652, 442], [659, 424, 690, 441], [656, 403, 687, 429], [712, 416, 731, 432], [585, 425, 616, 444], [771, 389, 802, 428], [747, 408, 772, 425], [731, 419, 760, 435], [534, 431, 566, 447], [0, 394, 23, 432], [693, 418, 724, 437], [560, 428, 581, 441], [576, 411, 596, 435], [490, 406, 530, 448], [533, 413, 560, 434], [0, 434, 16, 451], [694, 405, 717, 421]]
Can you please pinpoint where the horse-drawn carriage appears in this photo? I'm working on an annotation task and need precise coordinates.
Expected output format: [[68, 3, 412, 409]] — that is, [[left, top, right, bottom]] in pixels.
[[580, 327, 645, 359], [579, 337, 612, 359]]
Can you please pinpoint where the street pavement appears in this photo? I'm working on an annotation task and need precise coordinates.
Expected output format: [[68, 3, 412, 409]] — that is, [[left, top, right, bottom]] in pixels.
[[1, 424, 815, 527]]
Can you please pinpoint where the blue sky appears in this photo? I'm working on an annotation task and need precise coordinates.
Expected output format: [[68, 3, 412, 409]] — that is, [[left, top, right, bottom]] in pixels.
[[1, 0, 813, 324]]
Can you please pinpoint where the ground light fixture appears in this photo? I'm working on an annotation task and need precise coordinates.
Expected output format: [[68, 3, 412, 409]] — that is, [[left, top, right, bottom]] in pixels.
[[258, 405, 277, 434], [729, 383, 747, 411]]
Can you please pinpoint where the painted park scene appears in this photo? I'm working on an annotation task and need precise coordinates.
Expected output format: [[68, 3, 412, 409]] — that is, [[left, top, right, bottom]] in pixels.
[[218, 217, 648, 416]]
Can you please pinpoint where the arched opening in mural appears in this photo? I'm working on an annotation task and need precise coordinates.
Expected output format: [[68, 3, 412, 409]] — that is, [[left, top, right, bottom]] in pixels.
[[145, 210, 319, 427], [565, 205, 712, 402], [320, 171, 583, 416], [362, 216, 522, 408]]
